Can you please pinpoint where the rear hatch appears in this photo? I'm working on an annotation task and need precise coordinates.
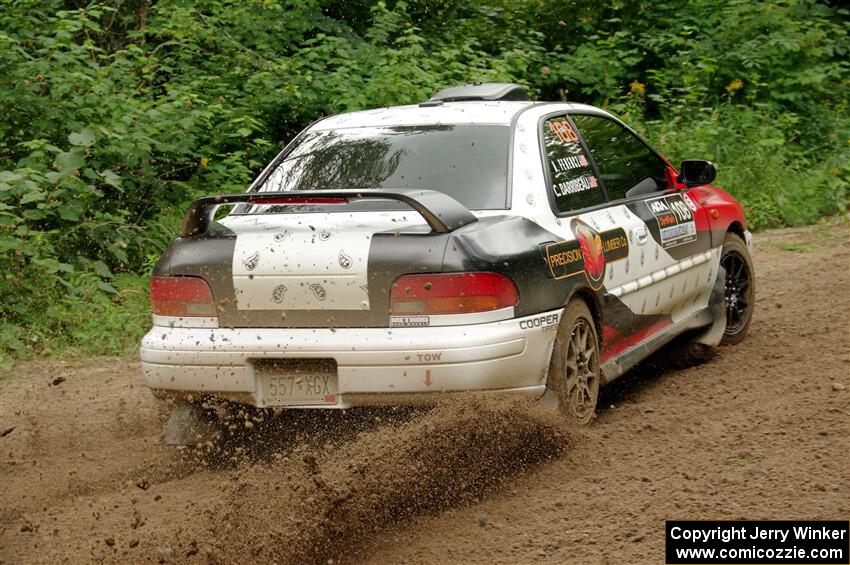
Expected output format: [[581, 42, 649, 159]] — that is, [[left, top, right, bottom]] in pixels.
[[216, 210, 446, 328]]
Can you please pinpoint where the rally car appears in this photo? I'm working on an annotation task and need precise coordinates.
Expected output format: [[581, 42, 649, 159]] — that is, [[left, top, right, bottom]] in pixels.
[[141, 83, 755, 429]]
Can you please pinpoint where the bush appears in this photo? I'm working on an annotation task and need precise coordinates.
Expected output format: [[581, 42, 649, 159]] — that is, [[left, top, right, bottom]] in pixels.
[[1, 0, 848, 363], [636, 104, 850, 230]]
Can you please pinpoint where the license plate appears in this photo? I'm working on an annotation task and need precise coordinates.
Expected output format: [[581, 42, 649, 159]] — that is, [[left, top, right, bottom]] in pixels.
[[254, 359, 338, 406]]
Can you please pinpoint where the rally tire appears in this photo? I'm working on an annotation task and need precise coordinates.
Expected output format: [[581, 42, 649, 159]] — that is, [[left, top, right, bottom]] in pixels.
[[719, 233, 755, 345], [546, 299, 601, 426]]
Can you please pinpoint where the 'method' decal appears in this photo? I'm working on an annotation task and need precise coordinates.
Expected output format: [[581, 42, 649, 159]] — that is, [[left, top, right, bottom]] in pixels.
[[390, 316, 430, 328], [647, 194, 697, 249], [543, 219, 629, 290]]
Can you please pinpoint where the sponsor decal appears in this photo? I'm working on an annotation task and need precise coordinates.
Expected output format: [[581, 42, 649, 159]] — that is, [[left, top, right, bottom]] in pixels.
[[542, 219, 629, 290], [389, 316, 430, 328], [519, 312, 560, 330], [309, 283, 327, 301], [338, 250, 352, 269], [272, 284, 287, 304], [242, 251, 259, 271], [647, 194, 697, 249]]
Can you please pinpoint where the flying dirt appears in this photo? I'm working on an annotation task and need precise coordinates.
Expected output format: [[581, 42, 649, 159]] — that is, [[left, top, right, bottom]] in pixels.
[[1, 219, 848, 564]]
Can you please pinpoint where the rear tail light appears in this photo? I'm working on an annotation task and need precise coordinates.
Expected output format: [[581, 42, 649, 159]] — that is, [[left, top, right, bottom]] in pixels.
[[390, 272, 519, 316], [150, 276, 217, 317]]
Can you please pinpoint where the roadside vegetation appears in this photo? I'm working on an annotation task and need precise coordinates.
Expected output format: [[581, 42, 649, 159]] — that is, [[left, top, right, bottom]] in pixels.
[[1, 0, 848, 365]]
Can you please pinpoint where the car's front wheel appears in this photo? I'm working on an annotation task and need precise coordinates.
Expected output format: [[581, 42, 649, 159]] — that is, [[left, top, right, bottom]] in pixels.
[[720, 233, 755, 345], [547, 299, 601, 425]]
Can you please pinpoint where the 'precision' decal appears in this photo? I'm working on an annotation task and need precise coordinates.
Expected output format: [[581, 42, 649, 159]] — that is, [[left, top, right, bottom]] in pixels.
[[542, 219, 629, 290]]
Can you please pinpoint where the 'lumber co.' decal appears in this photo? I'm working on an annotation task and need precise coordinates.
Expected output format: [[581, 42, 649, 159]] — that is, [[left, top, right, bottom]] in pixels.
[[542, 220, 629, 290]]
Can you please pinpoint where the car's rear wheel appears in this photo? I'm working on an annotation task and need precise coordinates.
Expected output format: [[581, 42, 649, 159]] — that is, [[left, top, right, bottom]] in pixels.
[[720, 233, 755, 345], [547, 299, 600, 425]]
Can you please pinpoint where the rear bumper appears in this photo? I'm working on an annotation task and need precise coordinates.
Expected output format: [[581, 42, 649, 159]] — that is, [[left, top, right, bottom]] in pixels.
[[140, 310, 562, 408]]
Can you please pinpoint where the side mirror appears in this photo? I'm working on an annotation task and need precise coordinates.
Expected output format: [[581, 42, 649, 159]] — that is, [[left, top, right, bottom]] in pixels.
[[678, 160, 716, 187]]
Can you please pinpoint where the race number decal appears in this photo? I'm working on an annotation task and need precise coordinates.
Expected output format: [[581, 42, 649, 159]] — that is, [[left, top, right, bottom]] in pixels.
[[646, 194, 697, 249]]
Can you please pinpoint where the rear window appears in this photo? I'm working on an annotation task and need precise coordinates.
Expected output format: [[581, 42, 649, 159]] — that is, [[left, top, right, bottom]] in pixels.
[[246, 124, 510, 212]]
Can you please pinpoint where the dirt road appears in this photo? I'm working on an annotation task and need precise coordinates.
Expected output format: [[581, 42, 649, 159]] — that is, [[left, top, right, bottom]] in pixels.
[[1, 220, 848, 565]]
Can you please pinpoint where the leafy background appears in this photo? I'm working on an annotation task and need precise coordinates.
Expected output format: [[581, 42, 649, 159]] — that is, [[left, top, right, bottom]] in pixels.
[[1, 0, 848, 365]]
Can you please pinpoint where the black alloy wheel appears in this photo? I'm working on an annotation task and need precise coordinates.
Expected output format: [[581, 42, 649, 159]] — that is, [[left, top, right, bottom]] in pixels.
[[719, 233, 755, 344]]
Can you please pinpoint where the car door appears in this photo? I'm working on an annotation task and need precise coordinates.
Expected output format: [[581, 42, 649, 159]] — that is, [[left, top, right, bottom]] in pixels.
[[569, 113, 716, 353], [537, 113, 647, 362]]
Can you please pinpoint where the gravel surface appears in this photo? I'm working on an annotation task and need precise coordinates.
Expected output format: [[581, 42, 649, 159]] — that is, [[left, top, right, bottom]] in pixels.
[[1, 219, 848, 564]]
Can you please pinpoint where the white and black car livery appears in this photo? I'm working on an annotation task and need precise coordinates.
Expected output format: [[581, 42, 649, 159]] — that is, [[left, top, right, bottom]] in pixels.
[[141, 83, 755, 426]]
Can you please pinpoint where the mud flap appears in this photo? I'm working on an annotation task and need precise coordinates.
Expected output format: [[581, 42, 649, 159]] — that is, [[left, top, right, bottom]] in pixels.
[[538, 387, 560, 412], [163, 401, 219, 446], [692, 264, 727, 347]]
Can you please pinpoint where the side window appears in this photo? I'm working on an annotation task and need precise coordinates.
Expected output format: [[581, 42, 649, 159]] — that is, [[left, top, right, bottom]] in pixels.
[[542, 115, 606, 213], [571, 114, 669, 201]]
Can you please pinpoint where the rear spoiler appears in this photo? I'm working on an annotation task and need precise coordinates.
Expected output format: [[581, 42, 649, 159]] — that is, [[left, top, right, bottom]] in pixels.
[[180, 189, 479, 237]]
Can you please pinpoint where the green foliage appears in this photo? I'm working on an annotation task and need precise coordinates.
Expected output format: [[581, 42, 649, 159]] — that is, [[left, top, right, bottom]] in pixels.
[[1, 0, 848, 362], [634, 104, 850, 229]]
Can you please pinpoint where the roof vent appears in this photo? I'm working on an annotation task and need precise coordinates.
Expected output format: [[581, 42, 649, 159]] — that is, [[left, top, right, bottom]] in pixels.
[[429, 83, 530, 102]]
